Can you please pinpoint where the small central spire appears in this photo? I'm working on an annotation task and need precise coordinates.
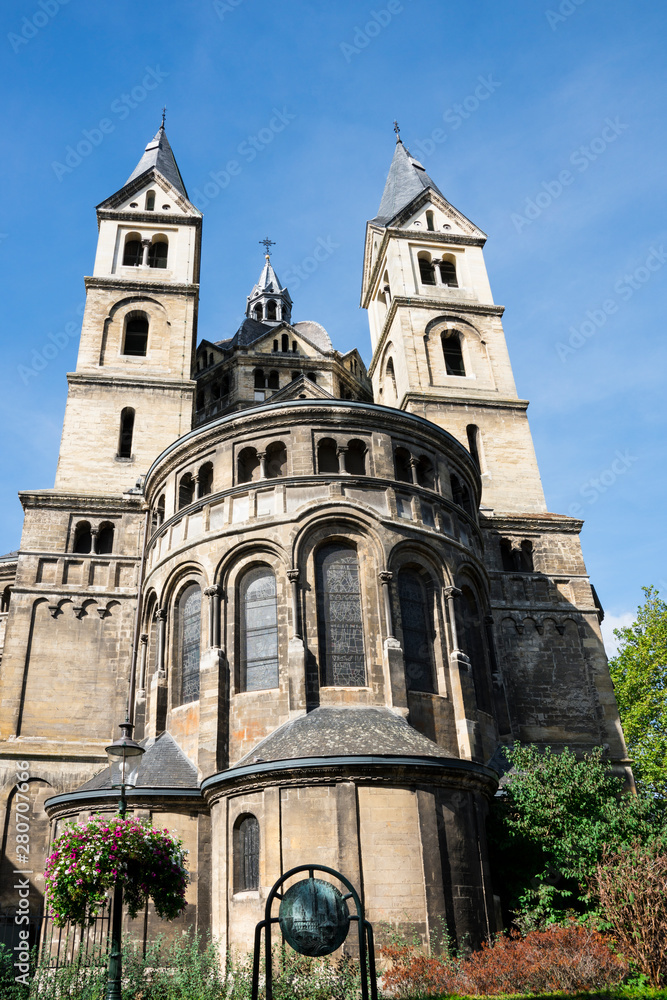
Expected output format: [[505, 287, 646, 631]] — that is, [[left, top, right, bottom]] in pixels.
[[260, 237, 276, 259], [393, 120, 401, 144], [161, 106, 167, 129]]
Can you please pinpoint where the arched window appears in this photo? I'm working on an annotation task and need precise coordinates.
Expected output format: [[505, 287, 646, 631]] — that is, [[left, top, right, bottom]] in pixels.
[[281, 333, 289, 352], [439, 259, 458, 287], [316, 544, 365, 687], [73, 521, 92, 554], [148, 238, 168, 269], [385, 357, 397, 399], [152, 494, 165, 532], [178, 473, 195, 509], [253, 303, 263, 321], [416, 456, 435, 490], [254, 369, 266, 401], [457, 586, 491, 713], [317, 438, 339, 474], [123, 315, 148, 356], [118, 407, 135, 459], [398, 570, 435, 693], [467, 424, 481, 470], [145, 190, 155, 211], [198, 462, 214, 497], [394, 447, 412, 483], [426, 210, 435, 231], [500, 539, 515, 571], [267, 300, 277, 321], [418, 253, 436, 286], [266, 441, 286, 478], [268, 370, 279, 391], [96, 522, 114, 554], [345, 439, 366, 475], [291, 370, 300, 382], [520, 540, 534, 572], [307, 372, 317, 383], [239, 567, 279, 691], [272, 340, 278, 352], [234, 814, 259, 892], [238, 447, 260, 484], [450, 474, 463, 508], [122, 237, 142, 267], [1, 585, 11, 613], [209, 353, 214, 367], [292, 340, 298, 352], [442, 333, 465, 376], [178, 583, 201, 704]]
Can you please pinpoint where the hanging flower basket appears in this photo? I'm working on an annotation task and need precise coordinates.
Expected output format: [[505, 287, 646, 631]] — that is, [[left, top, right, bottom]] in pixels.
[[44, 814, 189, 927]]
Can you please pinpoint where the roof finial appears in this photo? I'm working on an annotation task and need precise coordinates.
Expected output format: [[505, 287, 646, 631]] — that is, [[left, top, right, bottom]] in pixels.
[[161, 106, 167, 129], [393, 120, 401, 144], [260, 237, 276, 260]]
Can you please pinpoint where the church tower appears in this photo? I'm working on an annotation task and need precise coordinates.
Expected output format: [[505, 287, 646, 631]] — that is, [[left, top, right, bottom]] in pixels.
[[55, 123, 201, 494], [361, 135, 545, 515]]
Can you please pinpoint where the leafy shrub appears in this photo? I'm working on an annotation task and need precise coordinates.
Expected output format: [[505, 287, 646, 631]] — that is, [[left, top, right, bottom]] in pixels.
[[592, 841, 667, 987], [380, 922, 626, 997]]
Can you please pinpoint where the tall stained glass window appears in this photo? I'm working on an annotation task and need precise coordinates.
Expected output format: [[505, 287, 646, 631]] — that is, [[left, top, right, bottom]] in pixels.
[[234, 815, 259, 891], [179, 584, 201, 704], [316, 543, 366, 687], [240, 567, 279, 691], [398, 570, 435, 693]]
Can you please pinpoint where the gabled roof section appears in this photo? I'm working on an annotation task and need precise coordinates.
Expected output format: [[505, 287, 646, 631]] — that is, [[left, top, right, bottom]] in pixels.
[[372, 139, 444, 226], [126, 125, 188, 198], [267, 374, 335, 403]]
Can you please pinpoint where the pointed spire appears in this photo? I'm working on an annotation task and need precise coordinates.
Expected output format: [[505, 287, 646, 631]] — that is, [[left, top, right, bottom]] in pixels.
[[246, 245, 292, 326], [371, 137, 444, 226], [125, 121, 188, 198]]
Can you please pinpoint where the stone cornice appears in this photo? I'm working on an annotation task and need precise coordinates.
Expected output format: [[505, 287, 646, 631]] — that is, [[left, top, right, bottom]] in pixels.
[[401, 391, 530, 412], [18, 491, 144, 514], [45, 786, 205, 821], [480, 512, 584, 534], [66, 372, 196, 393], [201, 754, 498, 804], [84, 276, 199, 296], [97, 209, 201, 228], [368, 296, 505, 376]]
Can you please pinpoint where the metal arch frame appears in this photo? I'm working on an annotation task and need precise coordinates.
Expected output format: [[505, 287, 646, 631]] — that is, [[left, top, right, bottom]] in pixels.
[[251, 864, 377, 1000]]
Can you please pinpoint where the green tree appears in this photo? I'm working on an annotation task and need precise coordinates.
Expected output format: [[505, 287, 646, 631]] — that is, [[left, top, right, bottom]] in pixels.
[[489, 743, 665, 929], [608, 586, 667, 798]]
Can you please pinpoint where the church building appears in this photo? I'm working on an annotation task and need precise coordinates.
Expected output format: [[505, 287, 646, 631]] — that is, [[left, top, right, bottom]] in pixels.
[[0, 124, 629, 953]]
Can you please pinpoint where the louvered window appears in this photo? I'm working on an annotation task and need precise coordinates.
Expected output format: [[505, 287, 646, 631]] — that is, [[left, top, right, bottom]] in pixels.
[[316, 544, 366, 687], [240, 568, 279, 691], [180, 584, 201, 704], [398, 571, 435, 693]]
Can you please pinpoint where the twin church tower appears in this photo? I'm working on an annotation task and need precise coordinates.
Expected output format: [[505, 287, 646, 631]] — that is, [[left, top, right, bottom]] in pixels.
[[0, 124, 627, 951]]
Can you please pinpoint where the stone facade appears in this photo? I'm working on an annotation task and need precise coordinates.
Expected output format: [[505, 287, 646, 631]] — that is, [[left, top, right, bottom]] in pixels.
[[0, 127, 629, 955]]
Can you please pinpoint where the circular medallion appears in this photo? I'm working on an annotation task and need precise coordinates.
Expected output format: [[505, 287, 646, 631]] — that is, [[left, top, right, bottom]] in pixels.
[[278, 878, 350, 956]]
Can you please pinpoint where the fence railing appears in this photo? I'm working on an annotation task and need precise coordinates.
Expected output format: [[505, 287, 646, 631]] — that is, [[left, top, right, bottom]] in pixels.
[[0, 904, 111, 969]]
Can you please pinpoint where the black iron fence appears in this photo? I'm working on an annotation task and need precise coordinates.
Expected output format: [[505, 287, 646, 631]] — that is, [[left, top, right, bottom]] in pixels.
[[0, 903, 111, 969]]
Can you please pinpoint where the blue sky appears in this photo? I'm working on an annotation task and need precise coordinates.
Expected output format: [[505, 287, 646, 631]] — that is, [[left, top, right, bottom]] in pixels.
[[1, 0, 665, 649]]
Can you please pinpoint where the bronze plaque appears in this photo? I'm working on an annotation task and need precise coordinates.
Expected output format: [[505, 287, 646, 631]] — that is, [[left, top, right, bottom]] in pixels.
[[278, 878, 350, 956]]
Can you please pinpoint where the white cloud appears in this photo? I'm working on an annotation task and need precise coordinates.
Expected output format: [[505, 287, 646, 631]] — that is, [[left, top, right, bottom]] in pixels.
[[601, 612, 635, 657]]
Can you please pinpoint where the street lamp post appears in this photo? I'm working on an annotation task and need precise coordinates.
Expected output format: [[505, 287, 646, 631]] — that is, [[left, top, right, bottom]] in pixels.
[[104, 720, 145, 1000]]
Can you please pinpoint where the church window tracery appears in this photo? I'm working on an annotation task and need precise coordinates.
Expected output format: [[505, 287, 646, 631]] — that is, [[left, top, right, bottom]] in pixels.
[[239, 567, 279, 691], [234, 814, 259, 892], [398, 569, 435, 693], [316, 543, 366, 687], [178, 583, 201, 704]]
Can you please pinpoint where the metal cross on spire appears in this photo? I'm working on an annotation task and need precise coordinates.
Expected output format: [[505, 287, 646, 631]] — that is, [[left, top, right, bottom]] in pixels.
[[161, 106, 167, 128], [393, 120, 401, 143], [260, 237, 276, 258]]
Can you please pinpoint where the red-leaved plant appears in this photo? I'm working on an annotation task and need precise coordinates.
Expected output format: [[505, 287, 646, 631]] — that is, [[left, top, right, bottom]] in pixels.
[[380, 921, 626, 997], [44, 813, 189, 927]]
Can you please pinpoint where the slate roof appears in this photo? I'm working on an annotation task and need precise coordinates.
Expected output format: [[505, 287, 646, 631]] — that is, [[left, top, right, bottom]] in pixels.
[[233, 707, 449, 767], [125, 126, 188, 199], [372, 140, 444, 226], [292, 321, 332, 353], [76, 732, 198, 791]]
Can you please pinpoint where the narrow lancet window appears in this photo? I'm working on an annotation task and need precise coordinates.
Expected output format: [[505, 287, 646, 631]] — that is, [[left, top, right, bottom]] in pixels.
[[316, 544, 365, 687], [179, 584, 201, 704], [240, 567, 279, 691], [398, 570, 435, 693], [118, 408, 135, 459]]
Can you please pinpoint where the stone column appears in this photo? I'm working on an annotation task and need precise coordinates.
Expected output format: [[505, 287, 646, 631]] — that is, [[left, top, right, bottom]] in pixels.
[[90, 526, 99, 554], [258, 451, 268, 479], [138, 633, 149, 695], [410, 456, 420, 486], [204, 586, 221, 648], [156, 608, 167, 677], [337, 445, 348, 473], [141, 238, 151, 266], [287, 569, 306, 713], [379, 570, 406, 713]]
